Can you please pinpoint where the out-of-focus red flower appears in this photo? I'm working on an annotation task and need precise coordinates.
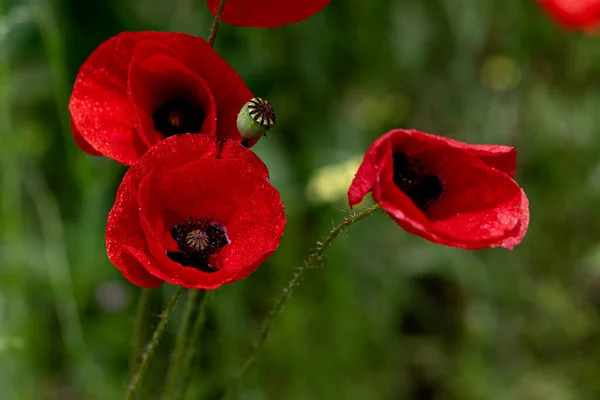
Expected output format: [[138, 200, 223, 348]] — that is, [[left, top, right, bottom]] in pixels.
[[538, 0, 600, 31], [69, 31, 255, 166], [348, 129, 529, 250], [106, 134, 285, 289], [206, 0, 330, 28]]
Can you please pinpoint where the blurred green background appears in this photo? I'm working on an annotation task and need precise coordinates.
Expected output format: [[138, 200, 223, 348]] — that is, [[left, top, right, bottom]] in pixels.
[[2, 0, 600, 399]]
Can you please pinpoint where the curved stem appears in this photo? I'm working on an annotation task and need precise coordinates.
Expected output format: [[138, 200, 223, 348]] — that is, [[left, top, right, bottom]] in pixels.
[[163, 289, 206, 400], [130, 288, 152, 375], [208, 0, 227, 47], [126, 286, 184, 400], [222, 204, 381, 399], [178, 291, 213, 400]]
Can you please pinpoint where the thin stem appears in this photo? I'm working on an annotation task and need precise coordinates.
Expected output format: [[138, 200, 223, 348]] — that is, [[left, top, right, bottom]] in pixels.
[[222, 204, 381, 399], [178, 291, 213, 400], [126, 286, 184, 400], [208, 0, 227, 47], [163, 290, 206, 400], [130, 288, 152, 375]]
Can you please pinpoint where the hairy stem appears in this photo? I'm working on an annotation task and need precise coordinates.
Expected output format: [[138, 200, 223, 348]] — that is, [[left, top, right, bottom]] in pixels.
[[222, 204, 381, 399], [163, 289, 206, 400], [208, 0, 227, 47], [178, 291, 213, 400], [126, 286, 184, 400], [130, 288, 152, 375]]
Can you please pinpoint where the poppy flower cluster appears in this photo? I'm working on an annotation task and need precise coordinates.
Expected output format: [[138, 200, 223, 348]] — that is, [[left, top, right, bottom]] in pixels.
[[71, 3, 531, 291], [70, 31, 285, 289], [538, 0, 600, 31]]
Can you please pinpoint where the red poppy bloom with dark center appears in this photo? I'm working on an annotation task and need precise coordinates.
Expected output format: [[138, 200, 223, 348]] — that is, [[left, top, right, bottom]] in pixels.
[[207, 0, 330, 28], [348, 129, 529, 250], [106, 134, 285, 289], [538, 0, 600, 31], [69, 31, 256, 166]]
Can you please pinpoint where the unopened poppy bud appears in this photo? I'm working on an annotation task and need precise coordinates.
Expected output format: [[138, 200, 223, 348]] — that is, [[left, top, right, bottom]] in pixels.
[[237, 98, 275, 141]]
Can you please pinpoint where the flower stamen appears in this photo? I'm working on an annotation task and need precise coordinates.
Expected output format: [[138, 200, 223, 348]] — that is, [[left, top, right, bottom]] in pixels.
[[167, 217, 229, 273]]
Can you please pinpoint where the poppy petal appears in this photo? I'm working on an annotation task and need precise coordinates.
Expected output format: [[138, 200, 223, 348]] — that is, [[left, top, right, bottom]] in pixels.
[[71, 117, 101, 156], [436, 136, 517, 177], [538, 0, 600, 30], [207, 0, 330, 28]]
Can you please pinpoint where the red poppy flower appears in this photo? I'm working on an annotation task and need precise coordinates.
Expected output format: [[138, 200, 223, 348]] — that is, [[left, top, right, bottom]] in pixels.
[[69, 31, 255, 166], [206, 0, 330, 28], [538, 0, 600, 31], [348, 129, 529, 250], [106, 134, 285, 289]]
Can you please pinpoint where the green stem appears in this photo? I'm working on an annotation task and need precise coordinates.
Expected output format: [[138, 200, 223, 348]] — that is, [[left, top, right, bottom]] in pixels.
[[178, 291, 213, 400], [222, 204, 381, 399], [208, 0, 227, 47], [163, 290, 206, 400], [130, 288, 152, 375], [126, 286, 184, 400]]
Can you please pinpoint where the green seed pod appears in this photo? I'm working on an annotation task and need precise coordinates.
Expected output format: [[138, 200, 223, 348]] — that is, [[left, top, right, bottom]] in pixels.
[[237, 97, 275, 140]]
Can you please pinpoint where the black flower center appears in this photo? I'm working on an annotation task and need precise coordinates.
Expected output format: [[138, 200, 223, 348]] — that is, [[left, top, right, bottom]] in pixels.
[[153, 98, 204, 137], [166, 218, 229, 273], [392, 152, 443, 211]]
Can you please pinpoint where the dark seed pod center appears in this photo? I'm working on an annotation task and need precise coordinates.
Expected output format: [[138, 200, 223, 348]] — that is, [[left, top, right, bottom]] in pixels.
[[248, 98, 275, 129], [392, 152, 443, 211], [153, 98, 205, 137], [166, 218, 229, 273]]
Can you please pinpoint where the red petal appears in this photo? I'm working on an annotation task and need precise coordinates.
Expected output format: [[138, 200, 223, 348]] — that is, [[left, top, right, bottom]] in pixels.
[[349, 129, 529, 250], [70, 117, 101, 156], [117, 247, 164, 288], [217, 139, 270, 178], [433, 135, 517, 178], [69, 32, 151, 165], [348, 140, 380, 207], [538, 0, 600, 30], [70, 32, 253, 165], [106, 168, 164, 287], [207, 0, 330, 28]]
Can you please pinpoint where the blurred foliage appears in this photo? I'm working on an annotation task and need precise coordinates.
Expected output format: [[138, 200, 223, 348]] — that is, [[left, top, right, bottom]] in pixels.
[[2, 0, 600, 399]]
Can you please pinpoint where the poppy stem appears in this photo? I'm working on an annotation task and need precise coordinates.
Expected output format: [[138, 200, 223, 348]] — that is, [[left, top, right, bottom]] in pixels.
[[162, 290, 200, 399], [208, 0, 227, 47], [126, 286, 184, 400], [130, 288, 152, 375], [177, 291, 213, 400], [221, 203, 381, 399], [163, 289, 207, 400]]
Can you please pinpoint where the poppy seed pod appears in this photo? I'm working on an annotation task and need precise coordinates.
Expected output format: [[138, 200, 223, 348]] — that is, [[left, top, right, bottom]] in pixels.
[[237, 98, 275, 141]]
